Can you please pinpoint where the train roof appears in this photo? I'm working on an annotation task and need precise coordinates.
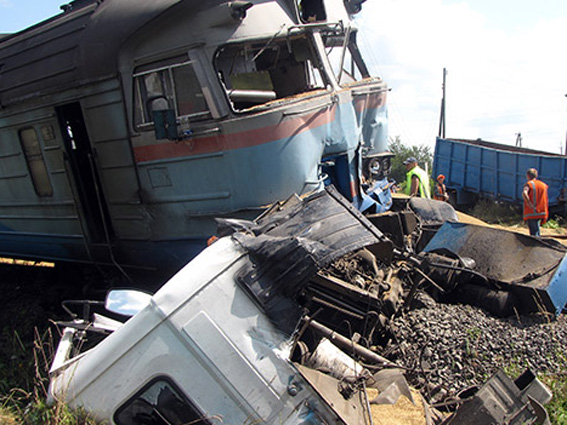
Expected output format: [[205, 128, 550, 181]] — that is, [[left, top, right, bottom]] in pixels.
[[0, 0, 192, 106], [0, 0, 363, 108], [0, 0, 306, 107]]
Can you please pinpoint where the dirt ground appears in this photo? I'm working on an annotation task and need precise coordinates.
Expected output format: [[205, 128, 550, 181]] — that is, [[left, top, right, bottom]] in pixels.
[[456, 210, 567, 242]]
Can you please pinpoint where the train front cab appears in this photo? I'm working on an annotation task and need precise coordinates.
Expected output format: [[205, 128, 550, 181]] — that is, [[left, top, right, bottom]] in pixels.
[[0, 0, 389, 277]]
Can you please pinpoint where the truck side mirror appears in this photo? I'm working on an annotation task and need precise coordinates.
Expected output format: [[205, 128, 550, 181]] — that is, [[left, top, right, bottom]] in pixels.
[[105, 289, 152, 317]]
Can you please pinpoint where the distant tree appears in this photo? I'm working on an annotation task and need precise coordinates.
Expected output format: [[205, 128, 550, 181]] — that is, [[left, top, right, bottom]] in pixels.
[[388, 136, 433, 189]]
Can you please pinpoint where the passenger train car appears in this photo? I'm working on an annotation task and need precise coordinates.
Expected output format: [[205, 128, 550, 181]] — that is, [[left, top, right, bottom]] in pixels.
[[0, 0, 389, 279]]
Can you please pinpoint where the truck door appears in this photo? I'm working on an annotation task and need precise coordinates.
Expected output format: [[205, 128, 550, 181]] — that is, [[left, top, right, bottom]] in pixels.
[[56, 102, 113, 243]]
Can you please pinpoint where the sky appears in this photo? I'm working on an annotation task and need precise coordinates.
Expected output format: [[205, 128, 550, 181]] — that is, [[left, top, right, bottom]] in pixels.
[[0, 0, 63, 33], [356, 0, 567, 154], [2, 0, 567, 154]]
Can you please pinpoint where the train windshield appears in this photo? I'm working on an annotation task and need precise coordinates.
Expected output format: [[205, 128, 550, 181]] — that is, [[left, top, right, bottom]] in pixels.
[[323, 31, 371, 86], [214, 36, 328, 111]]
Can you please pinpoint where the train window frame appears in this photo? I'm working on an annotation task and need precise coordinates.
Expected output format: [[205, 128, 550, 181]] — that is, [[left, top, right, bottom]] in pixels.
[[324, 31, 370, 86], [213, 35, 329, 113], [114, 376, 211, 425], [18, 127, 54, 197], [133, 58, 211, 131], [297, 0, 327, 23]]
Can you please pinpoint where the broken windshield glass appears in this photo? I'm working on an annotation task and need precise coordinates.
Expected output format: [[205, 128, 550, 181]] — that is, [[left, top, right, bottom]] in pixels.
[[324, 30, 370, 86], [214, 36, 328, 111]]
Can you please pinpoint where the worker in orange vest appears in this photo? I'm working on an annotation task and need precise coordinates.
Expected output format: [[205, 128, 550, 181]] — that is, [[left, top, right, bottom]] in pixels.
[[434, 174, 449, 202], [522, 168, 548, 237]]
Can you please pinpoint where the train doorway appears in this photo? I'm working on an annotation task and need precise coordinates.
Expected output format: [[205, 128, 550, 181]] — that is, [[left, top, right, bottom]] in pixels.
[[56, 103, 114, 244]]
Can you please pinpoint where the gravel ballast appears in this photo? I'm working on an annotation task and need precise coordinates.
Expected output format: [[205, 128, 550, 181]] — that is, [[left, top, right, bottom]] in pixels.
[[382, 292, 567, 403]]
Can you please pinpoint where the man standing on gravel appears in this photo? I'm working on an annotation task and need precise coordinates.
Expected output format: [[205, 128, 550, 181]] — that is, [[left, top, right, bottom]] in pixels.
[[522, 168, 548, 237]]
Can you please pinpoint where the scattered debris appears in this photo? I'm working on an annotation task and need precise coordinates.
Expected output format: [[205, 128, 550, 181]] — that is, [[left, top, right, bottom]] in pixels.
[[48, 187, 563, 424], [440, 369, 552, 425], [423, 221, 567, 316]]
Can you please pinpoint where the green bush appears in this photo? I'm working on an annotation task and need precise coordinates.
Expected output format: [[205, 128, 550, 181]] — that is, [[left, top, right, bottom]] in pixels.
[[543, 219, 560, 229]]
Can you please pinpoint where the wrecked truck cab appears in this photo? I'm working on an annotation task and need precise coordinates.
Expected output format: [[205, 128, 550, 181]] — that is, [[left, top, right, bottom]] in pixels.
[[48, 187, 398, 424], [50, 237, 346, 423]]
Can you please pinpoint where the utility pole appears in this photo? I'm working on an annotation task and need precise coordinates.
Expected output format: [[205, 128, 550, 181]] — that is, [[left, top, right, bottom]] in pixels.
[[564, 94, 567, 156], [438, 68, 447, 139]]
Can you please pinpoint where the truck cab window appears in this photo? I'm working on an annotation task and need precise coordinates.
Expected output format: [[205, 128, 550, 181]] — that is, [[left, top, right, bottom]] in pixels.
[[214, 36, 327, 112], [114, 377, 210, 425], [134, 58, 211, 130], [19, 127, 53, 197]]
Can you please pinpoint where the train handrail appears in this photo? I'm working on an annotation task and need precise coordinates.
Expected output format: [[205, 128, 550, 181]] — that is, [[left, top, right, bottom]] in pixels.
[[87, 152, 132, 283]]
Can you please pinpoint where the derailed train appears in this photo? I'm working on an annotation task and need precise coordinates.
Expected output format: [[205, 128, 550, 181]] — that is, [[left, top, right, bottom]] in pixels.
[[0, 0, 390, 278]]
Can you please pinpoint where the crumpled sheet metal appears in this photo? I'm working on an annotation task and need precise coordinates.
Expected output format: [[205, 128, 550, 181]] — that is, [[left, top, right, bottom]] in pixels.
[[423, 222, 567, 315], [217, 187, 394, 332], [370, 369, 415, 405], [220, 187, 392, 269], [442, 369, 551, 425]]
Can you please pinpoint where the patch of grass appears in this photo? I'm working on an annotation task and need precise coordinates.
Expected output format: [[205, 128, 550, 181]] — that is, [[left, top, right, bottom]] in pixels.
[[501, 360, 525, 380], [0, 328, 104, 425], [544, 326, 567, 424], [464, 326, 482, 358], [543, 218, 561, 229], [0, 407, 18, 425], [1, 395, 101, 425], [14, 398, 100, 425], [546, 376, 567, 425]]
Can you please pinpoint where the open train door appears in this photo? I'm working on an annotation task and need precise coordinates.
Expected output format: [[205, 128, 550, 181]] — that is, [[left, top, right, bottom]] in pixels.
[[56, 102, 114, 244]]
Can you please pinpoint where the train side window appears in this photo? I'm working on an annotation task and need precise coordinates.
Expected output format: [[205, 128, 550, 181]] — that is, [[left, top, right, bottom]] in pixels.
[[114, 377, 211, 425], [19, 127, 53, 197], [134, 59, 211, 130], [172, 64, 209, 117]]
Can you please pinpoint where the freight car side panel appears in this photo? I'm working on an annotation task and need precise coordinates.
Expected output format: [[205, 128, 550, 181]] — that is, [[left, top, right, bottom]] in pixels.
[[433, 137, 567, 209]]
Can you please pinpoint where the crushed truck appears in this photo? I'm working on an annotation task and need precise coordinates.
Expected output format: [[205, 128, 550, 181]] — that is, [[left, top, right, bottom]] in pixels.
[[48, 187, 565, 424]]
